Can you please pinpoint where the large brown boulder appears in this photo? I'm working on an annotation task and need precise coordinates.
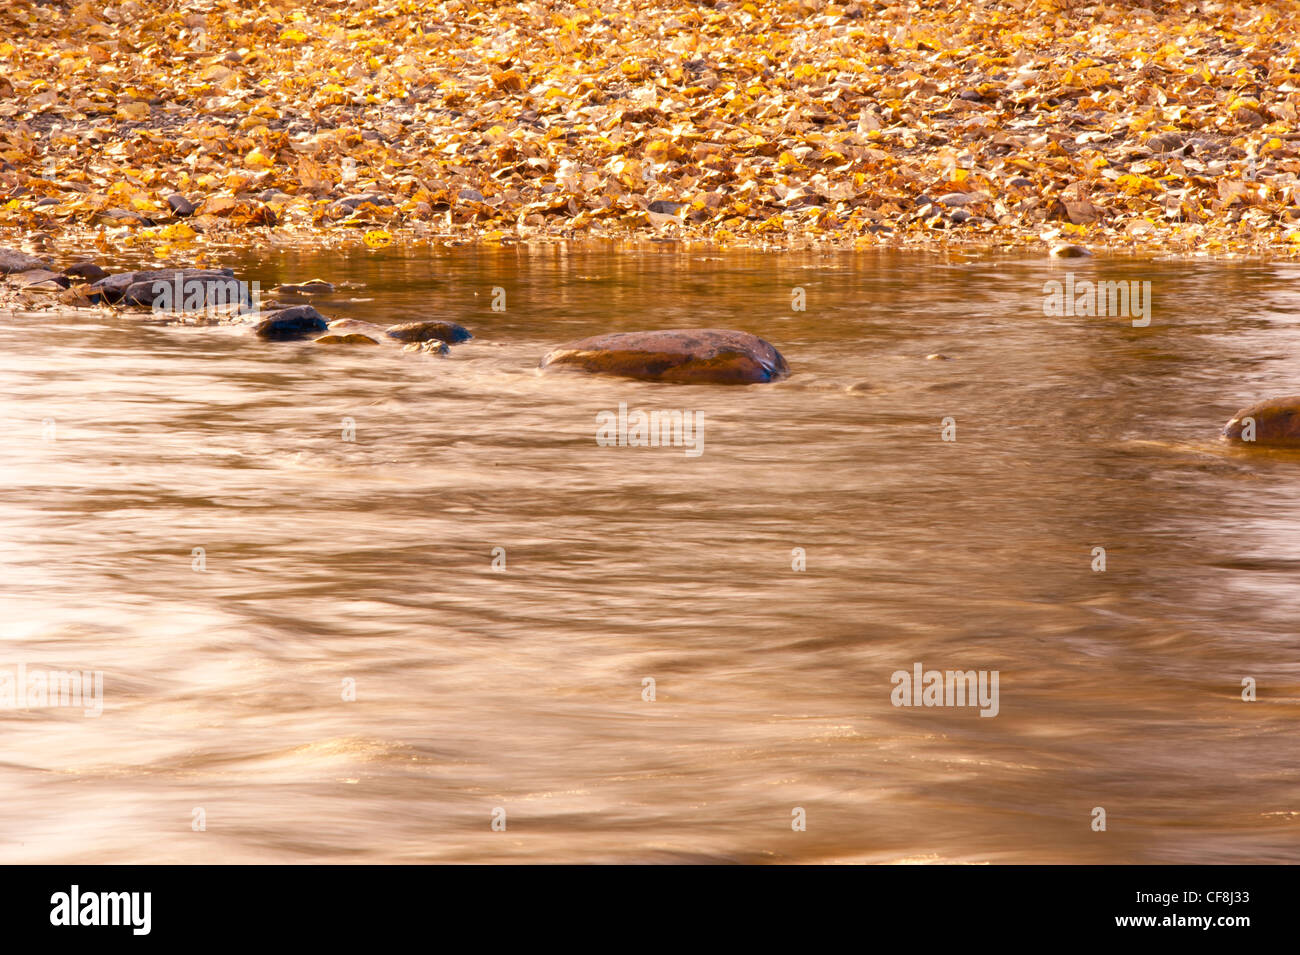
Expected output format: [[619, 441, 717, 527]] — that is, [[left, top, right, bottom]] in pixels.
[[540, 329, 789, 384], [1223, 396, 1300, 447]]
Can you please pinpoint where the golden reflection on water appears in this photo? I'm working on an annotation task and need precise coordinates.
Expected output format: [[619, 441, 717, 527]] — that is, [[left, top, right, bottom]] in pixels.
[[1, 246, 1298, 863]]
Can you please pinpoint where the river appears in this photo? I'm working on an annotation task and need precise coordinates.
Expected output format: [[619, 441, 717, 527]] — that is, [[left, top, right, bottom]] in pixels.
[[2, 244, 1297, 863]]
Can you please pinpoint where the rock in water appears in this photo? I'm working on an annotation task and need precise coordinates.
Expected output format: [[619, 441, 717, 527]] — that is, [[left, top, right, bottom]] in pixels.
[[540, 329, 790, 384], [253, 306, 330, 340], [86, 268, 238, 305], [385, 320, 472, 344], [401, 340, 450, 356], [0, 247, 50, 275], [1223, 396, 1300, 447], [274, 279, 335, 295], [63, 262, 110, 283], [1049, 242, 1092, 258]]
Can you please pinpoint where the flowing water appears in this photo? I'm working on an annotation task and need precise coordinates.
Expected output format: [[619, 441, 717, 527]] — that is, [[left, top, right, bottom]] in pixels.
[[2, 245, 1298, 863]]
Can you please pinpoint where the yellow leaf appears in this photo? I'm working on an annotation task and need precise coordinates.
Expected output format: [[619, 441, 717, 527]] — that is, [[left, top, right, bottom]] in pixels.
[[246, 148, 273, 169], [158, 223, 197, 240], [364, 229, 392, 248]]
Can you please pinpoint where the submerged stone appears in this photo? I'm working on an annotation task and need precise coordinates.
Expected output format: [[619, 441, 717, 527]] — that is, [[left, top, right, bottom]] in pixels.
[[385, 320, 472, 344], [274, 279, 335, 294], [401, 340, 450, 356], [539, 329, 790, 384], [1223, 396, 1300, 447], [315, 333, 380, 345], [327, 318, 388, 338], [253, 305, 330, 340]]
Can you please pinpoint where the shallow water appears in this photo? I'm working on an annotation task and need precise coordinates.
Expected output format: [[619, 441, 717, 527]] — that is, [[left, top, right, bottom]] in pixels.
[[2, 245, 1298, 863]]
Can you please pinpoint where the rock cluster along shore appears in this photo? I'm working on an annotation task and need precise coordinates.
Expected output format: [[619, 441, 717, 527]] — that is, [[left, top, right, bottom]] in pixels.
[[9, 247, 1300, 441]]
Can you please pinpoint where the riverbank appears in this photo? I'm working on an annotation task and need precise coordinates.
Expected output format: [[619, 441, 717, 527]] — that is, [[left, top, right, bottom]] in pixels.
[[3, 0, 1300, 259]]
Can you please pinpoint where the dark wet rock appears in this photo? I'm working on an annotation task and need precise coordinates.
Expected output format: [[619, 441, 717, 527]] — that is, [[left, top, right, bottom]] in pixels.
[[63, 262, 110, 283], [402, 340, 450, 356], [87, 268, 238, 306], [10, 268, 70, 289], [540, 329, 790, 385], [385, 320, 472, 344], [167, 194, 196, 217], [253, 305, 330, 340], [1223, 396, 1300, 447], [0, 247, 50, 274], [314, 333, 380, 345]]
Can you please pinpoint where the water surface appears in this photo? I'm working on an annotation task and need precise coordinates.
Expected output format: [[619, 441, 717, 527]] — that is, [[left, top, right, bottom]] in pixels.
[[2, 245, 1298, 863]]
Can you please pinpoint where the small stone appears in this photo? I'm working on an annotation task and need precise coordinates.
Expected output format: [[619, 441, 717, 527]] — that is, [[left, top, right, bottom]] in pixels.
[[925, 353, 950, 361], [167, 194, 196, 217], [949, 209, 971, 224], [1049, 242, 1092, 258], [936, 192, 976, 207]]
